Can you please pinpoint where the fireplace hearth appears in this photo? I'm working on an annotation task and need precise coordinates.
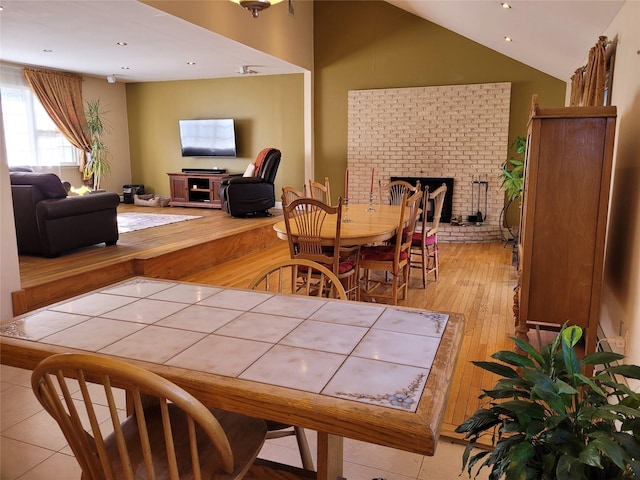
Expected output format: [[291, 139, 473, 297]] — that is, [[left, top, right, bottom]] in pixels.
[[390, 177, 454, 223]]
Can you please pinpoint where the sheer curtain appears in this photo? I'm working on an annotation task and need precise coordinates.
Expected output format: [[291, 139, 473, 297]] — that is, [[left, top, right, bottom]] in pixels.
[[569, 36, 608, 107], [23, 67, 91, 171]]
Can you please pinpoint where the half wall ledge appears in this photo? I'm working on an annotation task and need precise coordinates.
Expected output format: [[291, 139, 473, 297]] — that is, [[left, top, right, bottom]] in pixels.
[[437, 224, 503, 243]]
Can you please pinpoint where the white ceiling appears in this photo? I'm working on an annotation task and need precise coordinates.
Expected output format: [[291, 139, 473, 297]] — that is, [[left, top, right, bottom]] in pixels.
[[0, 0, 306, 83], [0, 0, 625, 83], [386, 0, 624, 80]]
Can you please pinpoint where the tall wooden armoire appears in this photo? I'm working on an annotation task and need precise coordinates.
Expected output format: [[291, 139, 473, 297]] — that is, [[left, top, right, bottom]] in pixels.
[[514, 97, 617, 354]]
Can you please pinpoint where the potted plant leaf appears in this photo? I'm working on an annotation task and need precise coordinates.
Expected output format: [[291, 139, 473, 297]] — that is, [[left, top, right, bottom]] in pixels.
[[499, 136, 526, 202], [83, 98, 111, 191], [456, 325, 640, 480]]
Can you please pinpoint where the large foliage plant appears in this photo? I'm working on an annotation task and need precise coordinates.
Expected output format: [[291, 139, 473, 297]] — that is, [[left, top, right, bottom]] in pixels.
[[456, 325, 640, 480], [83, 98, 111, 190]]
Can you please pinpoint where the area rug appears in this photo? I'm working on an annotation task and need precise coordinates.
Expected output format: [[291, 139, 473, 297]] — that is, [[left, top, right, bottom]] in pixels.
[[117, 212, 203, 234]]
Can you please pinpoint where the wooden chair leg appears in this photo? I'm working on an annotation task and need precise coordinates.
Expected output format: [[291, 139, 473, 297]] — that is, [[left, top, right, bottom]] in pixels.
[[433, 244, 439, 281], [421, 245, 427, 288], [294, 427, 315, 471], [402, 265, 409, 299]]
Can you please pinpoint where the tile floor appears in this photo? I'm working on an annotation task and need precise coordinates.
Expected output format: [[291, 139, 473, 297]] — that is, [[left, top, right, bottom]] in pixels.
[[1, 363, 490, 480]]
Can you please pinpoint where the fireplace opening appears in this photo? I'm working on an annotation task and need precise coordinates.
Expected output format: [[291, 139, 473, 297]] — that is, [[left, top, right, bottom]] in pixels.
[[390, 177, 454, 223]]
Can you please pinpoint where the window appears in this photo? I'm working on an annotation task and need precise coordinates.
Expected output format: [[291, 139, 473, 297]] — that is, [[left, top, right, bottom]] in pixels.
[[1, 65, 79, 167]]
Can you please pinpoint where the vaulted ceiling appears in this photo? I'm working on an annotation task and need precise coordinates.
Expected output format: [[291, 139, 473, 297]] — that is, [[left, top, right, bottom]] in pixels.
[[0, 0, 624, 83]]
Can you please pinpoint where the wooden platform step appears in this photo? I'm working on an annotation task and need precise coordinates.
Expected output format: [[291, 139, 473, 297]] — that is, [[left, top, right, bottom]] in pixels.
[[13, 205, 283, 316]]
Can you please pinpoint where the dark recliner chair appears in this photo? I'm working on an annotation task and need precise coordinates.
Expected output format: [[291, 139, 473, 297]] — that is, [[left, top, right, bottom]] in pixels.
[[219, 148, 281, 218], [10, 171, 120, 257]]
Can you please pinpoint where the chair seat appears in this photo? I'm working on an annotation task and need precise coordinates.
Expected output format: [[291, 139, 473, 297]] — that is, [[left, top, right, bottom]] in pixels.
[[105, 406, 266, 480], [411, 232, 437, 247], [299, 259, 356, 275], [361, 245, 409, 262]]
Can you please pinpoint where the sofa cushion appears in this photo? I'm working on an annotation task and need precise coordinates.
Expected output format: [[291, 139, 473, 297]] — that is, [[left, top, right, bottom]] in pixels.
[[10, 172, 67, 199]]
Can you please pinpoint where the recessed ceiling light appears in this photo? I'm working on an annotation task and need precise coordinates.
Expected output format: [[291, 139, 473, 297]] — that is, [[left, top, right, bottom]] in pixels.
[[121, 66, 130, 70], [504, 36, 513, 42], [43, 49, 53, 53], [116, 42, 127, 46], [187, 61, 196, 66], [501, 2, 512, 9]]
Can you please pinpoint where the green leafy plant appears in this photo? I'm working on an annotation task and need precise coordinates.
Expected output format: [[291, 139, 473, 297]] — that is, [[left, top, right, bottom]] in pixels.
[[456, 325, 640, 480], [83, 98, 111, 190], [499, 136, 526, 201]]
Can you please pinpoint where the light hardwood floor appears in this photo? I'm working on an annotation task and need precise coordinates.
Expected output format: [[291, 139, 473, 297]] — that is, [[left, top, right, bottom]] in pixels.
[[15, 205, 520, 445]]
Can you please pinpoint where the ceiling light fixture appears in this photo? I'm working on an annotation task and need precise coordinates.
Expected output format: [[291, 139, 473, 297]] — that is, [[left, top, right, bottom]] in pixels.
[[504, 36, 513, 42], [106, 75, 116, 84], [230, 0, 284, 18], [116, 42, 127, 46], [501, 2, 511, 9]]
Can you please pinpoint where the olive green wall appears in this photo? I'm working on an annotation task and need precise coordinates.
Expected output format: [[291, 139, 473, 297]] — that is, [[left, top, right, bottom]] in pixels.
[[313, 0, 566, 197], [125, 74, 304, 196]]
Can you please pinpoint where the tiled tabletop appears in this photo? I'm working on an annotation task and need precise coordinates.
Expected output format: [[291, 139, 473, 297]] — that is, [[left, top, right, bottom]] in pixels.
[[1, 277, 449, 413]]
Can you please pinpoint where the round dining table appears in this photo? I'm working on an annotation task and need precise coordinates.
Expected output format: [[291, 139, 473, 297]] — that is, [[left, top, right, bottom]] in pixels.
[[273, 203, 403, 246]]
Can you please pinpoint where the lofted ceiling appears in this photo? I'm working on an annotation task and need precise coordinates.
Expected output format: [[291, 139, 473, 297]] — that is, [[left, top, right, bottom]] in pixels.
[[0, 0, 625, 83]]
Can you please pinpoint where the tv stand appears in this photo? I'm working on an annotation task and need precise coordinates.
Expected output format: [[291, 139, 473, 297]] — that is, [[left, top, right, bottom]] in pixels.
[[167, 172, 229, 208]]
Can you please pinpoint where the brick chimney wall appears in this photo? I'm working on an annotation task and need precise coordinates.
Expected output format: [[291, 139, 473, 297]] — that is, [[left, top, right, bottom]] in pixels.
[[347, 83, 511, 242]]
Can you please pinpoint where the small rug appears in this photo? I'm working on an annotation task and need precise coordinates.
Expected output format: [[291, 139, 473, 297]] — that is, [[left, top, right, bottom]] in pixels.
[[117, 212, 203, 234]]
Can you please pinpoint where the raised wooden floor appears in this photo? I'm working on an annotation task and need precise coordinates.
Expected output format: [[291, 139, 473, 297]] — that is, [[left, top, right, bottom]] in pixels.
[[14, 204, 282, 316], [15, 204, 520, 448]]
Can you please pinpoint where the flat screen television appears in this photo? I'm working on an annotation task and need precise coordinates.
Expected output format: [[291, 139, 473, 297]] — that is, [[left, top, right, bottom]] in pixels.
[[178, 118, 237, 157]]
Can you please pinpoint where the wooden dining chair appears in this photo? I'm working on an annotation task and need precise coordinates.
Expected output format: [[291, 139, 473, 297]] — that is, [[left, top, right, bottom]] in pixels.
[[308, 177, 332, 205], [360, 190, 422, 305], [31, 352, 267, 480], [248, 257, 347, 472], [410, 183, 447, 287], [248, 258, 347, 300], [379, 179, 420, 206], [282, 185, 307, 206], [282, 195, 360, 301]]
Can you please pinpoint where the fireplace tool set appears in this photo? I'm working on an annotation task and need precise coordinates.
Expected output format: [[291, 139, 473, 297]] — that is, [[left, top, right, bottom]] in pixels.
[[469, 175, 488, 225]]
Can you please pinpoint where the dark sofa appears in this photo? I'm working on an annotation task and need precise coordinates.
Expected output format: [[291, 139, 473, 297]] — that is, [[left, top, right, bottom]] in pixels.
[[10, 171, 120, 257]]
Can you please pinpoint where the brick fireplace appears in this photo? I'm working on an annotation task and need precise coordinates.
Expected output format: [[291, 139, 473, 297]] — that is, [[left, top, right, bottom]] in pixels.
[[347, 82, 511, 242]]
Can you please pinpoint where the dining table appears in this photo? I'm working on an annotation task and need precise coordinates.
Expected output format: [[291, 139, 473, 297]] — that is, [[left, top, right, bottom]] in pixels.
[[273, 203, 404, 246], [0, 276, 464, 480]]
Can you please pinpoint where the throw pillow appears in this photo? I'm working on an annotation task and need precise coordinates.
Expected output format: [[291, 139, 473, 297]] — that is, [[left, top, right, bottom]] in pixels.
[[243, 163, 256, 177]]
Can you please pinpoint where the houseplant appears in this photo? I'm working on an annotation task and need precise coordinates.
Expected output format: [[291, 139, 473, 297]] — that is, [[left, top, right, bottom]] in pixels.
[[499, 135, 526, 252], [456, 325, 640, 480], [83, 98, 111, 190], [499, 136, 526, 202]]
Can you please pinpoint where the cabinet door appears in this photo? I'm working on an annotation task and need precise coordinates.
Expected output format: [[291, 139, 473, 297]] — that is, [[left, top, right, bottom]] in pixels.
[[527, 117, 606, 328], [169, 176, 188, 202], [210, 176, 223, 206]]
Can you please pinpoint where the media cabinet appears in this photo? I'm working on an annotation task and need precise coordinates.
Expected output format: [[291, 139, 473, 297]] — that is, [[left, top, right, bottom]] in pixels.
[[167, 172, 229, 208]]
